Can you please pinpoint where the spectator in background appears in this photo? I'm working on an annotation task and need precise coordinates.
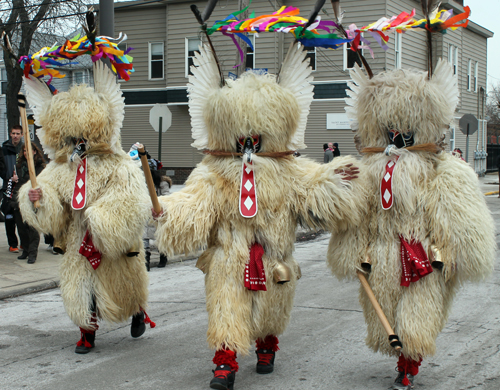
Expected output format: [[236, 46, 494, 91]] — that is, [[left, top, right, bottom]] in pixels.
[[12, 143, 46, 263], [497, 154, 500, 198], [452, 148, 465, 161], [333, 142, 340, 158], [1, 125, 23, 253], [323, 143, 334, 163]]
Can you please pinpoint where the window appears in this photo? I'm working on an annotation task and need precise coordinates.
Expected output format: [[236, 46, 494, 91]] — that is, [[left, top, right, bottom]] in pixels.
[[297, 42, 316, 71], [449, 127, 455, 152], [0, 67, 6, 95], [73, 70, 86, 85], [448, 44, 458, 75], [245, 34, 255, 69], [474, 62, 478, 92], [467, 59, 471, 91], [343, 41, 363, 70], [186, 37, 201, 77], [394, 33, 402, 69], [304, 46, 316, 71], [149, 42, 164, 80]]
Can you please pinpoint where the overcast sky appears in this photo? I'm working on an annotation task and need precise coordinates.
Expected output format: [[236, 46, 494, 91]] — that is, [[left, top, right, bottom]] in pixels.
[[464, 1, 499, 92]]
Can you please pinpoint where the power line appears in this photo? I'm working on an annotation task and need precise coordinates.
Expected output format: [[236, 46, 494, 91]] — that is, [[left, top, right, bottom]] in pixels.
[[0, 11, 86, 27], [0, 0, 80, 14]]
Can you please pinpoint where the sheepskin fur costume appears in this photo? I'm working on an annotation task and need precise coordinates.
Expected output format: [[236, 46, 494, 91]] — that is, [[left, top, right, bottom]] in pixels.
[[155, 43, 363, 355], [18, 62, 150, 329], [327, 60, 495, 361]]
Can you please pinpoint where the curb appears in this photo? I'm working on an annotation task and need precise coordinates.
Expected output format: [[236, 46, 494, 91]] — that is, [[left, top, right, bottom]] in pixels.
[[1, 230, 326, 300]]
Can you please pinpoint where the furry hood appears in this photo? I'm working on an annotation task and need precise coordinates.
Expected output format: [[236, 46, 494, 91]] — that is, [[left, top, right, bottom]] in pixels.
[[346, 59, 458, 149], [188, 43, 314, 153], [24, 62, 125, 160]]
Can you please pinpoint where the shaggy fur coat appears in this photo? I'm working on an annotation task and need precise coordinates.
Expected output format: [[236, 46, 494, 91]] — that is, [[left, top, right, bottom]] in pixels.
[[154, 44, 363, 355], [18, 63, 150, 330], [328, 61, 495, 360]]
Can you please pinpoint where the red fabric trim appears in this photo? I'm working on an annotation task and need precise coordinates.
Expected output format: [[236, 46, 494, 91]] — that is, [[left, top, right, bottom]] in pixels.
[[399, 236, 433, 287], [244, 243, 266, 291], [397, 355, 422, 385], [213, 348, 239, 372], [256, 335, 280, 352], [79, 230, 102, 270], [142, 309, 156, 328]]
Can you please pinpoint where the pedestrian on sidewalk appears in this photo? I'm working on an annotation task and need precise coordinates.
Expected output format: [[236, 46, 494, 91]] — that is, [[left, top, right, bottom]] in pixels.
[[1, 125, 23, 253], [143, 157, 171, 269], [12, 143, 46, 264], [497, 154, 500, 198], [323, 142, 334, 163]]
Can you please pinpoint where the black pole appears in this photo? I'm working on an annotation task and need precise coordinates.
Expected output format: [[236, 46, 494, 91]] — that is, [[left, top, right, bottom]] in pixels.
[[99, 0, 114, 37], [158, 116, 163, 162]]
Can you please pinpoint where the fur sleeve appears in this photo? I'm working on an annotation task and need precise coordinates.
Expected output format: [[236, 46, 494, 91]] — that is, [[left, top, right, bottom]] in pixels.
[[155, 164, 217, 257], [295, 156, 365, 232], [84, 159, 150, 258], [425, 154, 495, 283], [18, 163, 66, 236]]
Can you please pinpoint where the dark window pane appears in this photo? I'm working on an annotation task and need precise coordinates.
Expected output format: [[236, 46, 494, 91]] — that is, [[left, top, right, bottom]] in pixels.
[[347, 50, 362, 68], [152, 54, 163, 61], [306, 52, 315, 70], [151, 61, 163, 78], [246, 53, 254, 69], [188, 57, 195, 75]]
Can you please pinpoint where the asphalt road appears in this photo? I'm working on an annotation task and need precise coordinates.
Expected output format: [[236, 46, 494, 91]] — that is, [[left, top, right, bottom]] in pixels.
[[1, 188, 500, 390]]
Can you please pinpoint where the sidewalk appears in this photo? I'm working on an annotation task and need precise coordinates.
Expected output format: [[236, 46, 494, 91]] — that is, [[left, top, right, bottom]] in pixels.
[[1, 175, 498, 300]]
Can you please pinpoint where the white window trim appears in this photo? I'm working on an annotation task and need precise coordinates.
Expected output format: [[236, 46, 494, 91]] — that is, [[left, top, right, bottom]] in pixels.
[[73, 70, 88, 85], [394, 33, 402, 69], [449, 126, 455, 152], [467, 59, 471, 91], [474, 62, 478, 93], [343, 35, 364, 70], [149, 41, 165, 81], [185, 37, 202, 78]]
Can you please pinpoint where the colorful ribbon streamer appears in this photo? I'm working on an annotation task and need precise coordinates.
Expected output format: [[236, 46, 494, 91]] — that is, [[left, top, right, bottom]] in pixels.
[[19, 33, 134, 93], [208, 5, 471, 62]]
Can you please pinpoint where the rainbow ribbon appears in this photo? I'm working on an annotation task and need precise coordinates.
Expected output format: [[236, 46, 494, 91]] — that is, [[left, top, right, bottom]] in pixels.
[[208, 5, 471, 61], [19, 33, 134, 93]]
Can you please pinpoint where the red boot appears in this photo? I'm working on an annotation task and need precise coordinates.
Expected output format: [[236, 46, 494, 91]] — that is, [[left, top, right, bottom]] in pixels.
[[255, 335, 279, 374], [210, 348, 238, 390]]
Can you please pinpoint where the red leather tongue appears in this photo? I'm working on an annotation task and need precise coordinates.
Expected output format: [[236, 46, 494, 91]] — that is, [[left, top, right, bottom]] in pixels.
[[72, 158, 87, 210], [381, 156, 399, 210], [239, 160, 257, 218]]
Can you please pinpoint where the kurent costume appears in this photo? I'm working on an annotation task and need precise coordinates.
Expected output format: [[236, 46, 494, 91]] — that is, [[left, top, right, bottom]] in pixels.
[[153, 43, 362, 389], [18, 61, 154, 353], [327, 60, 495, 389]]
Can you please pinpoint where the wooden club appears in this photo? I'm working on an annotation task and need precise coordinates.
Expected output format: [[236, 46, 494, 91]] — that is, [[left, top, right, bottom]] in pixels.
[[18, 94, 40, 208]]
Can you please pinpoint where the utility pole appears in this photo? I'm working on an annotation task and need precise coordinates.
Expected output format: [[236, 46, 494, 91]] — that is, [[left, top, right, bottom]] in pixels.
[[235, 0, 249, 77], [99, 0, 114, 37]]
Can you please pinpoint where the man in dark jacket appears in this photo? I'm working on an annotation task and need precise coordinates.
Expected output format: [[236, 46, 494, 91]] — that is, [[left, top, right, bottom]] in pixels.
[[1, 125, 23, 252]]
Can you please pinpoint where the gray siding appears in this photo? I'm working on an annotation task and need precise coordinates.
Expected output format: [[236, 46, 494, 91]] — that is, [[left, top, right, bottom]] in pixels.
[[114, 0, 491, 172], [114, 4, 167, 89], [122, 105, 203, 167], [301, 100, 359, 162]]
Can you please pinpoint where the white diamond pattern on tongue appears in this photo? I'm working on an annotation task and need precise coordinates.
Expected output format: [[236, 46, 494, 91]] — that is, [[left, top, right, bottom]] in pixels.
[[239, 161, 257, 218], [72, 158, 87, 210]]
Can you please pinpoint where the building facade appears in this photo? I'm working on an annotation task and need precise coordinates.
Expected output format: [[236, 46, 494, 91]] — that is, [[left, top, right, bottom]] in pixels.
[[111, 0, 491, 180]]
